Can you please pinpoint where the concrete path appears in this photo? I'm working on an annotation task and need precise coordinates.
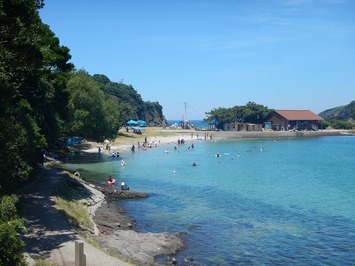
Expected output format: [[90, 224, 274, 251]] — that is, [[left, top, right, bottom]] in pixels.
[[20, 166, 131, 266]]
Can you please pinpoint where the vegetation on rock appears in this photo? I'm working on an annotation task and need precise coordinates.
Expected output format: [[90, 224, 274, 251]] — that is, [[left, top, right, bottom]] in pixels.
[[319, 100, 355, 129]]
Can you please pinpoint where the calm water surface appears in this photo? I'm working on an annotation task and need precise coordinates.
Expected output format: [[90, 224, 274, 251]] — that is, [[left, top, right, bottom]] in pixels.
[[64, 136, 355, 265]]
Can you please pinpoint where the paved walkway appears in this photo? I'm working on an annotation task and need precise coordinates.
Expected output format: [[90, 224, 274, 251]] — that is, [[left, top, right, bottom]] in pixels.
[[20, 166, 131, 266]]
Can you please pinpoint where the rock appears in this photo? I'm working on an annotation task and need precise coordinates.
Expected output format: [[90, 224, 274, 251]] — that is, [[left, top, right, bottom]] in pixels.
[[95, 185, 149, 201], [95, 230, 184, 265]]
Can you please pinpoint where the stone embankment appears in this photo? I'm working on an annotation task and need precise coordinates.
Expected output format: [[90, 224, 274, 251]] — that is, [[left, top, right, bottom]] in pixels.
[[207, 130, 343, 140]]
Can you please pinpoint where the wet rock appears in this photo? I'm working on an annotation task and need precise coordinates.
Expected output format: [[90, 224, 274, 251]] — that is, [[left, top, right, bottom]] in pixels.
[[94, 185, 149, 201]]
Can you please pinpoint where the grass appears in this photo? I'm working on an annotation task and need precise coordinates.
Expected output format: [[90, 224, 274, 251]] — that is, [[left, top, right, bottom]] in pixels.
[[52, 173, 134, 265], [53, 173, 94, 232]]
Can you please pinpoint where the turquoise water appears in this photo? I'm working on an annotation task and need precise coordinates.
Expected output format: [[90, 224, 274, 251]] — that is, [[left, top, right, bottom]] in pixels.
[[168, 119, 209, 129], [65, 136, 355, 265]]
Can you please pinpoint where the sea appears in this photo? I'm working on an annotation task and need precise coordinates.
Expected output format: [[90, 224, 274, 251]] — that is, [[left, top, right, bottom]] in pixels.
[[168, 119, 209, 129], [63, 134, 355, 265]]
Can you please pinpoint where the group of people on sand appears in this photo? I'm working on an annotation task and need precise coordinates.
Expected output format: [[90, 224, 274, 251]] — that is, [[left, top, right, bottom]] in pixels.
[[137, 140, 158, 150]]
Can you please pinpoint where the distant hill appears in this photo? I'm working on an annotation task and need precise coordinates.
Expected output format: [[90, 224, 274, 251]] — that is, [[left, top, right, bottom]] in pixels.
[[92, 74, 167, 126], [319, 100, 355, 121]]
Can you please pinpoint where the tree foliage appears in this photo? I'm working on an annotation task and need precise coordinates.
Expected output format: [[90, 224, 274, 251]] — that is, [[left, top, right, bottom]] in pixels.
[[67, 71, 121, 141], [204, 102, 272, 129], [0, 195, 25, 266], [93, 74, 166, 126], [319, 100, 355, 122], [0, 0, 73, 190], [0, 1, 166, 263], [327, 119, 354, 129]]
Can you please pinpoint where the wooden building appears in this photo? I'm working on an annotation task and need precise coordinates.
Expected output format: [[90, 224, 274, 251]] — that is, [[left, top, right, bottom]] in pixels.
[[266, 110, 324, 131], [223, 122, 263, 131]]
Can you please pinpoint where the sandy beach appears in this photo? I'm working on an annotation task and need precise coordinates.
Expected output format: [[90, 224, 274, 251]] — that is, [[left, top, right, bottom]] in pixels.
[[86, 127, 346, 155]]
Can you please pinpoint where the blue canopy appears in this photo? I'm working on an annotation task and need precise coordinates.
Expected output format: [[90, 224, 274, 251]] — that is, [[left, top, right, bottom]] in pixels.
[[137, 120, 147, 127], [126, 119, 138, 125]]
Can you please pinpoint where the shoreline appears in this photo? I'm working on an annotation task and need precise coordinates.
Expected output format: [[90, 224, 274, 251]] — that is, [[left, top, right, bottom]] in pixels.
[[84, 128, 348, 155], [71, 128, 351, 265], [78, 182, 183, 265]]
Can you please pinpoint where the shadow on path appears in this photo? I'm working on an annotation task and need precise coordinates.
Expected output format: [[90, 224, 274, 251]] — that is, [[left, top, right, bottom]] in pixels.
[[20, 168, 78, 259]]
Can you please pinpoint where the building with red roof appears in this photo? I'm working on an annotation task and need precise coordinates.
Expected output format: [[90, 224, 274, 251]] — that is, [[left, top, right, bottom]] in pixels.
[[266, 110, 324, 131]]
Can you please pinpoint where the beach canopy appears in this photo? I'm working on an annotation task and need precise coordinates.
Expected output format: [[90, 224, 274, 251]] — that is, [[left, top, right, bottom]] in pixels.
[[137, 120, 147, 127], [126, 119, 138, 126]]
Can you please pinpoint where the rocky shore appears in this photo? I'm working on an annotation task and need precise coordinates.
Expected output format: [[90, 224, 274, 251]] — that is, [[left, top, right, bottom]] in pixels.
[[82, 182, 184, 265]]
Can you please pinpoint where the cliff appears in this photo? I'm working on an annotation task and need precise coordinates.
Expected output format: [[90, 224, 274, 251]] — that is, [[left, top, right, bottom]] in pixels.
[[93, 74, 167, 126], [319, 100, 355, 121]]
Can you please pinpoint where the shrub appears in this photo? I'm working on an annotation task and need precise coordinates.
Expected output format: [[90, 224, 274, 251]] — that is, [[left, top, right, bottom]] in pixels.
[[329, 120, 354, 129], [0, 194, 26, 266]]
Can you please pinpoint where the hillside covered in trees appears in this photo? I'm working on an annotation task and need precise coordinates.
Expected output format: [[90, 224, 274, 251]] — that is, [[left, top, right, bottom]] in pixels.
[[0, 0, 165, 193], [92, 74, 166, 126], [0, 1, 166, 263], [319, 100, 355, 121], [318, 100, 355, 129]]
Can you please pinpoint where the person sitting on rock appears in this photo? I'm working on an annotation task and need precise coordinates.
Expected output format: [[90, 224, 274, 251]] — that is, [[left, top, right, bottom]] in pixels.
[[121, 182, 129, 190], [107, 177, 116, 187]]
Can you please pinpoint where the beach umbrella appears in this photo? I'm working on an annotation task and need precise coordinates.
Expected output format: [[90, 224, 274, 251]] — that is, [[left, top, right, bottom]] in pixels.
[[137, 120, 147, 127], [126, 119, 138, 126]]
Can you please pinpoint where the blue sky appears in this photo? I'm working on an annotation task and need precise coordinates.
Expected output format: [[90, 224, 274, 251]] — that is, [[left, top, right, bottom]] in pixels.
[[39, 0, 355, 119]]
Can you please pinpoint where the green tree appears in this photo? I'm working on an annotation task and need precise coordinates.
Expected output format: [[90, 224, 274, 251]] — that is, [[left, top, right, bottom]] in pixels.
[[329, 120, 354, 129], [350, 102, 355, 120], [92, 74, 166, 125], [0, 195, 25, 266], [240, 102, 271, 123], [0, 0, 73, 190], [205, 107, 235, 129], [67, 71, 120, 141], [204, 102, 272, 130]]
